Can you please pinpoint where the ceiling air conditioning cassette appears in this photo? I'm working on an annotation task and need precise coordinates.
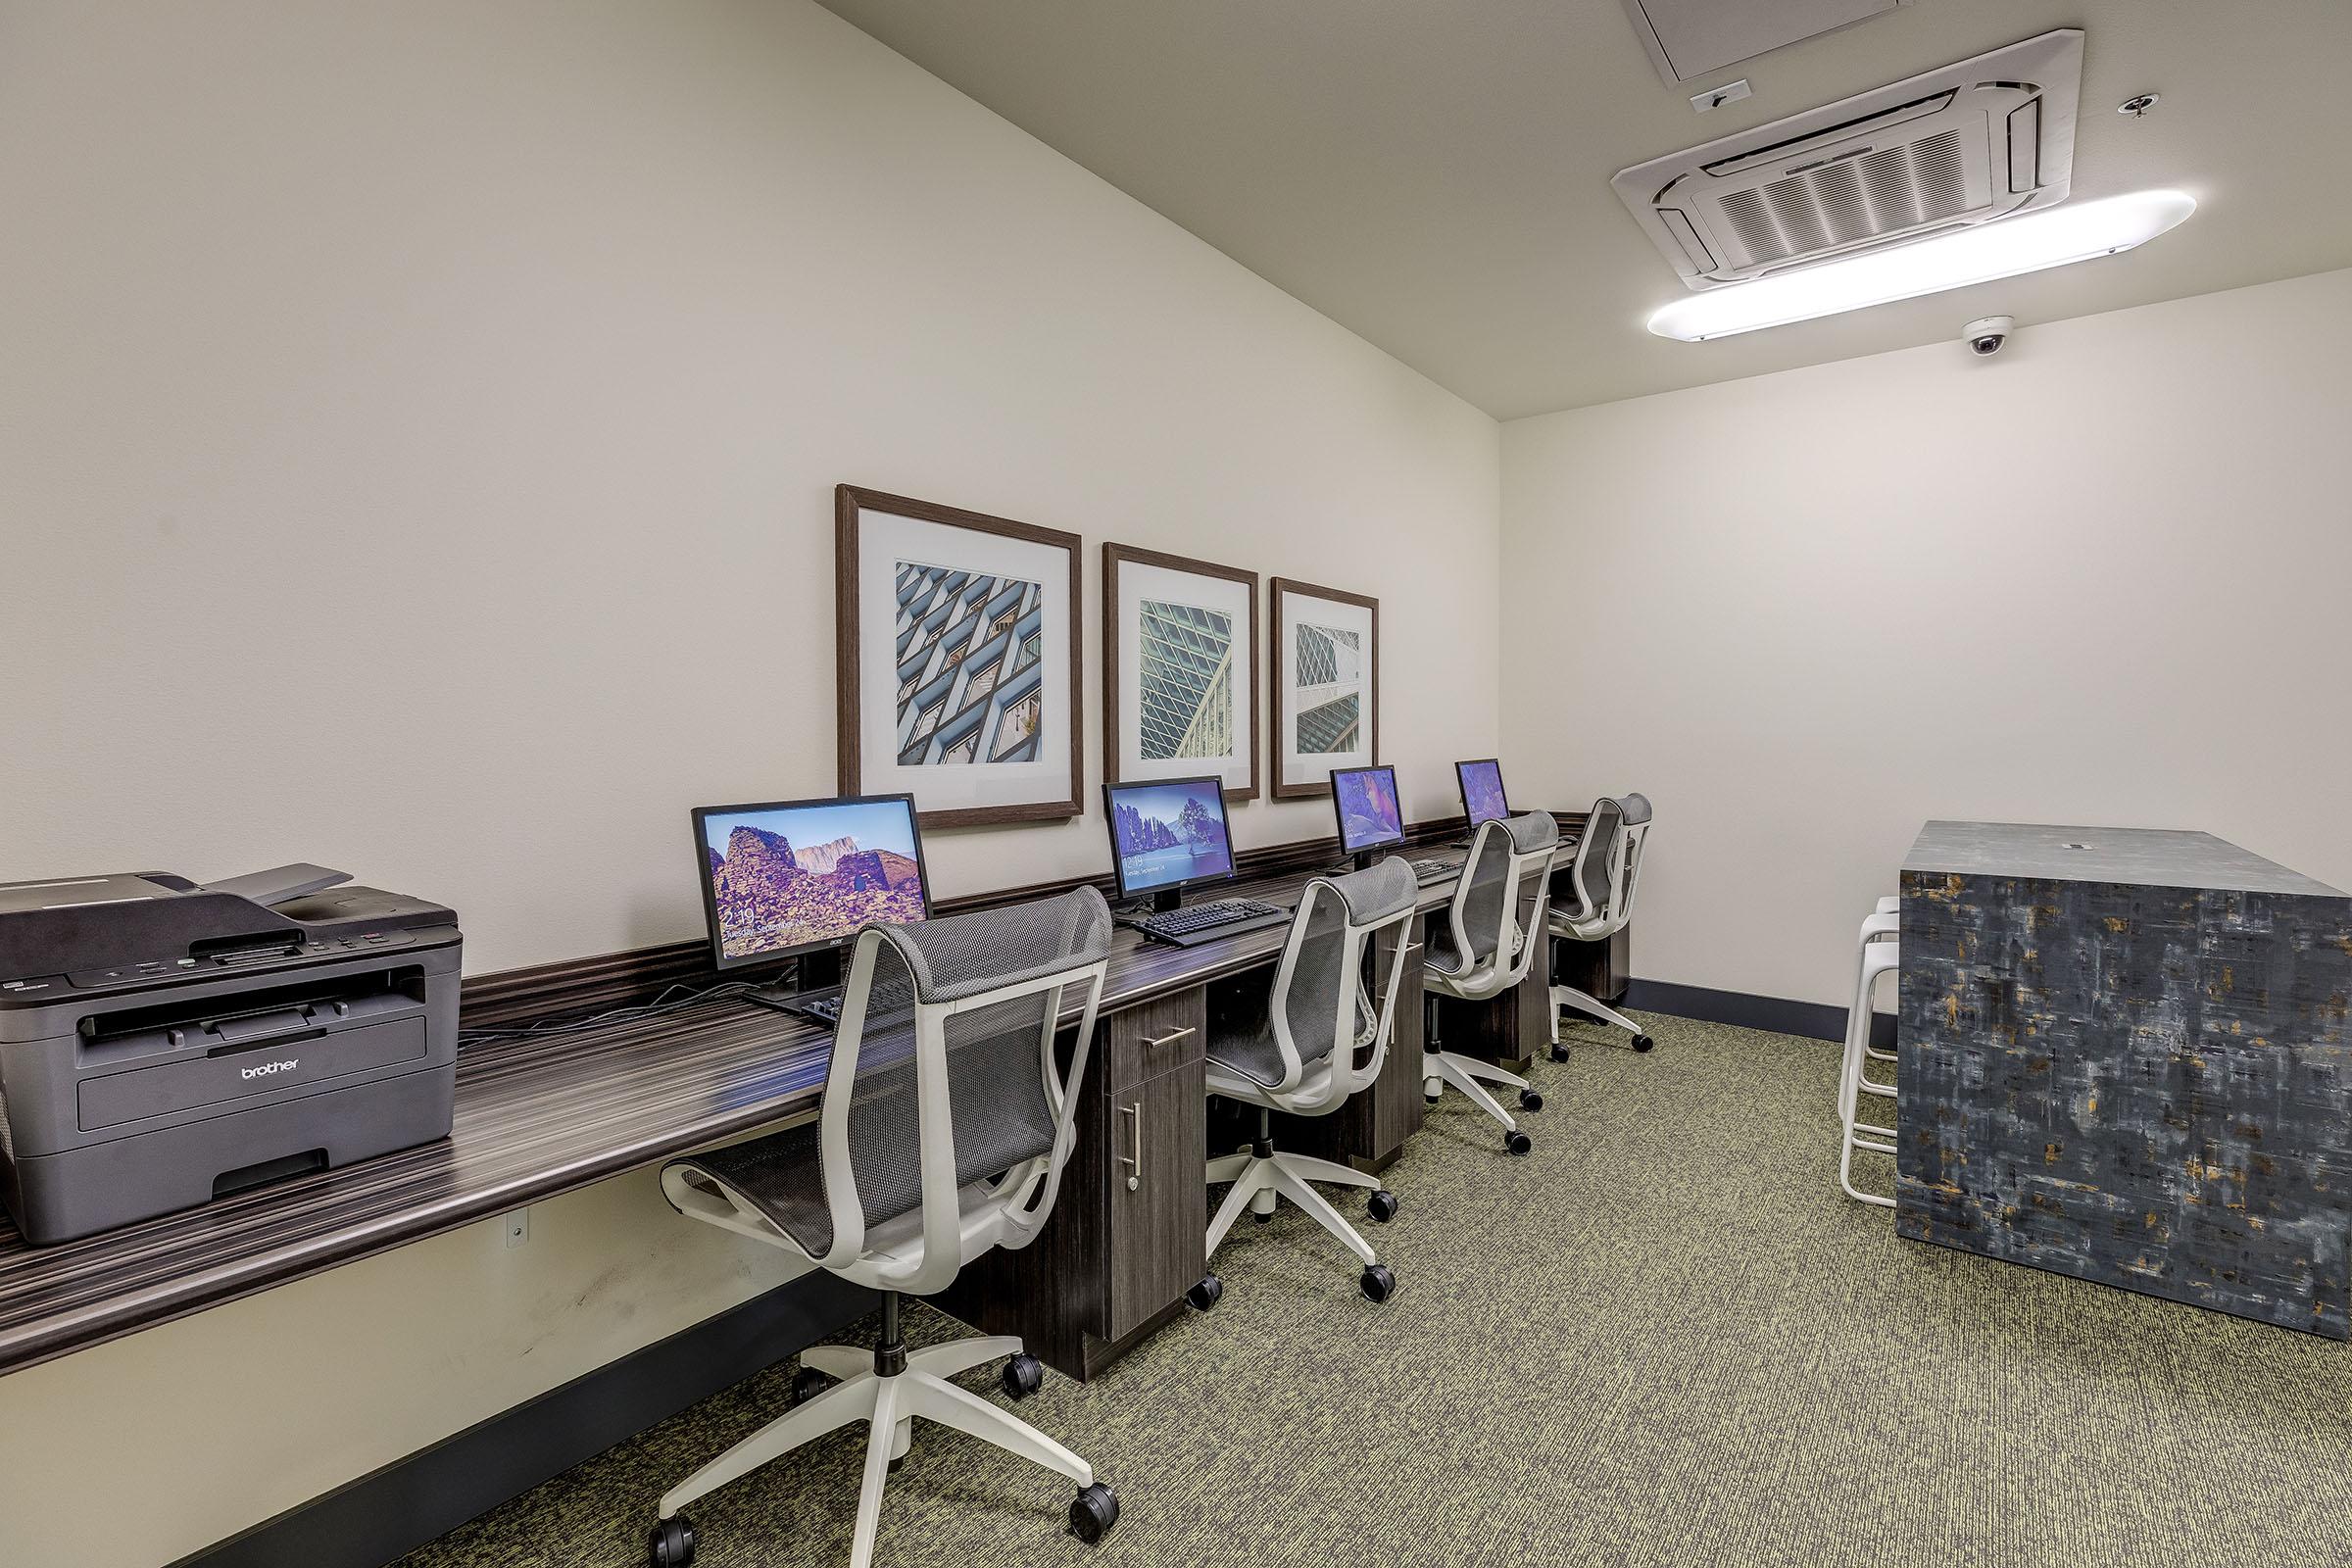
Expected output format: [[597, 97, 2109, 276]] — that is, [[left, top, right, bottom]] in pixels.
[[1613, 29, 2082, 290]]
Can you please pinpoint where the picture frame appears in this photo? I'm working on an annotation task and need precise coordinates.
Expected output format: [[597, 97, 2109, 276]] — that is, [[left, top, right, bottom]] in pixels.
[[1102, 543, 1260, 802], [836, 485, 1084, 828], [1268, 577, 1379, 800]]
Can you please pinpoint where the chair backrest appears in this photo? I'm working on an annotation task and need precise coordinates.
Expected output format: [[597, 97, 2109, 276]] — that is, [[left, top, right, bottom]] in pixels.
[[1559, 794, 1651, 940], [1430, 811, 1559, 1000], [818, 885, 1112, 1294], [1253, 857, 1419, 1109]]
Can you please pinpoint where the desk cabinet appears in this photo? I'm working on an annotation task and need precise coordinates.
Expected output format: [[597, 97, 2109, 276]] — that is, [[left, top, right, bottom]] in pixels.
[[936, 987, 1208, 1381], [1105, 1057, 1207, 1341]]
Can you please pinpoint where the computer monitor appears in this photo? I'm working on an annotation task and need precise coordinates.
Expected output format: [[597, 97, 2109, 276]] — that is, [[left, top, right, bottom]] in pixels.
[[692, 794, 931, 1004], [1103, 776, 1235, 911], [1456, 759, 1510, 829], [1331, 764, 1405, 868]]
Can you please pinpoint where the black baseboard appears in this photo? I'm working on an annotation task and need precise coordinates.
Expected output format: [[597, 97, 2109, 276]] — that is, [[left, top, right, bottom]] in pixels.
[[174, 1272, 875, 1568], [1621, 978, 1895, 1049]]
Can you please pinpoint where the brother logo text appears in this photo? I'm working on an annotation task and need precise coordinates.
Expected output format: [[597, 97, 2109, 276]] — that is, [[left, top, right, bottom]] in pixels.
[[241, 1058, 299, 1081]]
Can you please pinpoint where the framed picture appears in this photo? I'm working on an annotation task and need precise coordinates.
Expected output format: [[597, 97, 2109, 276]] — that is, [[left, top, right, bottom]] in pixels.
[[1269, 577, 1378, 800], [836, 485, 1083, 828], [1102, 543, 1259, 802]]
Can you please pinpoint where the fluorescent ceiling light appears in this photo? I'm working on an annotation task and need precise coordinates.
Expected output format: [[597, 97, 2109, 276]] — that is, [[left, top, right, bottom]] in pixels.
[[1647, 189, 2197, 341]]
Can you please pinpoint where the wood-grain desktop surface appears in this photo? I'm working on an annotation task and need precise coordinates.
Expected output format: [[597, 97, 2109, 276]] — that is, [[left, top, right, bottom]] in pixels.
[[0, 853, 1485, 1376]]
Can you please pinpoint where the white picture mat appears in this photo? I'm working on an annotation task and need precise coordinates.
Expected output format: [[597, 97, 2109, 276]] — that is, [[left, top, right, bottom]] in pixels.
[[1277, 590, 1375, 788], [1115, 561, 1254, 794], [856, 508, 1072, 812]]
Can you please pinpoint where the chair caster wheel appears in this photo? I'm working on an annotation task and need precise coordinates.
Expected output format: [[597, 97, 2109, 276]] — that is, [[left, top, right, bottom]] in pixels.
[[1632, 1033, 1654, 1054], [1549, 1043, 1570, 1064], [1505, 1130, 1533, 1155], [1001, 1353, 1045, 1400], [1367, 1189, 1398, 1224], [1186, 1272, 1224, 1311], [648, 1515, 697, 1567], [789, 1363, 830, 1405], [1359, 1263, 1396, 1302], [1519, 1089, 1544, 1111], [1424, 1094, 1442, 1106], [1069, 1482, 1121, 1544]]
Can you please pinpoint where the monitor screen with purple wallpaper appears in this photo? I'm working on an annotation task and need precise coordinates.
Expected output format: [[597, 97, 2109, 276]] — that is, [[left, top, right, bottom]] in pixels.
[[1104, 777, 1235, 899], [693, 794, 930, 968], [1331, 765, 1405, 855], [1457, 759, 1509, 827]]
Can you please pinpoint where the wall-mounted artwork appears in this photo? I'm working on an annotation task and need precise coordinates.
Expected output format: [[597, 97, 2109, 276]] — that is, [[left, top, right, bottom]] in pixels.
[[836, 485, 1083, 827], [1269, 577, 1378, 799], [1102, 544, 1259, 802]]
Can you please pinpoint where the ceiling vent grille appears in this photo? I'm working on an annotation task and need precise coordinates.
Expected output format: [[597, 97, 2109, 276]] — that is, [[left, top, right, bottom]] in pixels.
[[1613, 30, 2082, 290]]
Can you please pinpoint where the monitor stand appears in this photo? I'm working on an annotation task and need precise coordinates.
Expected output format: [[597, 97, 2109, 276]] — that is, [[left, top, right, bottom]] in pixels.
[[743, 945, 846, 1019], [1114, 888, 1186, 925], [1326, 848, 1389, 875]]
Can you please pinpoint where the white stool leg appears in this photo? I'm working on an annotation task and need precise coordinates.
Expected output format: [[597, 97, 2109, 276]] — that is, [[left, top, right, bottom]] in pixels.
[[1838, 936, 1900, 1208]]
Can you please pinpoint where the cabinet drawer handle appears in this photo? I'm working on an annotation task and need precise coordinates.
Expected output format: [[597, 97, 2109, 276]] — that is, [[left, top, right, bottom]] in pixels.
[[1119, 1102, 1143, 1191], [1141, 1025, 1196, 1050]]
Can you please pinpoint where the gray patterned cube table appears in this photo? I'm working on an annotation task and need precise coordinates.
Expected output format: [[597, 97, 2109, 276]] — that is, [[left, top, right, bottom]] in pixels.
[[1896, 821, 2352, 1337]]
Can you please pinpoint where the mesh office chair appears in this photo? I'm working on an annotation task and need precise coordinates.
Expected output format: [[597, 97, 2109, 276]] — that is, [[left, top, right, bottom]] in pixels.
[[1423, 811, 1559, 1154], [1202, 858, 1419, 1303], [648, 888, 1120, 1568], [1547, 793, 1654, 1057]]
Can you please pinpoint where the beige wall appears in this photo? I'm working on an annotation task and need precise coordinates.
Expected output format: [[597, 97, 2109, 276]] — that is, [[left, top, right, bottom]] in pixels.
[[1500, 268, 2352, 1014], [0, 3, 1498, 1563], [0, 0, 1500, 981]]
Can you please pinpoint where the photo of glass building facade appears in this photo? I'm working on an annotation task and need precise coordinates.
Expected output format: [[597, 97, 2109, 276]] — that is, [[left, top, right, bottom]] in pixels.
[[1135, 599, 1236, 762], [894, 562, 1047, 764], [1293, 621, 1362, 755]]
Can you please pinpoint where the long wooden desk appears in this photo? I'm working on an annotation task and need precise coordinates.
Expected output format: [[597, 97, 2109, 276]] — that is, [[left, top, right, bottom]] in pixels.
[[0, 841, 1565, 1379]]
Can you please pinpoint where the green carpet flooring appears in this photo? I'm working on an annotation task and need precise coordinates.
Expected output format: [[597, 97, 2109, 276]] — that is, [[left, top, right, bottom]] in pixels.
[[398, 1013, 2352, 1567]]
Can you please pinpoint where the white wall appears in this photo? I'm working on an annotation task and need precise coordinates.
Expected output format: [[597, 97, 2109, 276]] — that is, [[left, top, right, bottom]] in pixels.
[[0, 0, 1500, 980], [0, 4, 1498, 1563], [1501, 268, 2352, 1014]]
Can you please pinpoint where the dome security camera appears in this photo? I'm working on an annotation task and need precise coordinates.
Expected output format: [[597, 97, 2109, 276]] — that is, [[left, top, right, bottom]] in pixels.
[[1963, 316, 2015, 357]]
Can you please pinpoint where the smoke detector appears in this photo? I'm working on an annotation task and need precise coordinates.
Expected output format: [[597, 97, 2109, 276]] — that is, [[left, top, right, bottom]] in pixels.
[[1613, 30, 2084, 291]]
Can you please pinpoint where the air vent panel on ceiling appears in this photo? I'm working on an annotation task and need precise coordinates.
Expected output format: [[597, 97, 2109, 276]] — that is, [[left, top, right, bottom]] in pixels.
[[1613, 30, 2082, 291]]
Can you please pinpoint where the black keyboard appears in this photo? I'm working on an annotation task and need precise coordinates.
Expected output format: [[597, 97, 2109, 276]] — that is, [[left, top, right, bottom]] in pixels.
[[1130, 899, 1290, 947], [801, 994, 843, 1025], [1409, 858, 1457, 883]]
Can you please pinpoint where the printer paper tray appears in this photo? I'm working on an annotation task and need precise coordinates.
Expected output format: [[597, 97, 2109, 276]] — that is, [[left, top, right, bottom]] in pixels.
[[78, 1015, 428, 1130]]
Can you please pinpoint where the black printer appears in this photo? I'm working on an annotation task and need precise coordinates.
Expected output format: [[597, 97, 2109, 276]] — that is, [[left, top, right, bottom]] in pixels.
[[0, 864, 462, 1244]]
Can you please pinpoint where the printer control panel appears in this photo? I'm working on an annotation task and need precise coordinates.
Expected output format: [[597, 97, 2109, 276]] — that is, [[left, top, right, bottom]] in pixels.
[[66, 930, 424, 990], [0, 928, 442, 999]]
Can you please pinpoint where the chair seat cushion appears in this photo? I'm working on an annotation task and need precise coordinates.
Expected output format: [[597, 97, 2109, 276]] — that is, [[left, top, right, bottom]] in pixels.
[[668, 1119, 835, 1258], [1206, 1012, 1318, 1089]]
